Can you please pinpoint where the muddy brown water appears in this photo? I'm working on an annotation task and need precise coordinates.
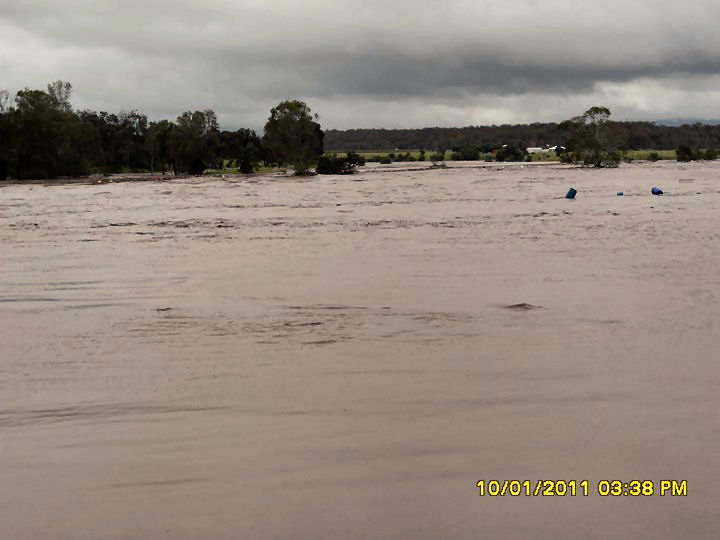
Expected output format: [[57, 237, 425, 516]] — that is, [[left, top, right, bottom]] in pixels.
[[2, 161, 719, 539]]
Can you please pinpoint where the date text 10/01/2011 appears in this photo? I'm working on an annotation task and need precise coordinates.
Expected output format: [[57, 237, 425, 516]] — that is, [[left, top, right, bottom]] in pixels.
[[476, 480, 688, 497]]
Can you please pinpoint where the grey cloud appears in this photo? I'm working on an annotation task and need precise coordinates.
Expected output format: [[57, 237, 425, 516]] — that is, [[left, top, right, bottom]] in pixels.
[[2, 1, 720, 129]]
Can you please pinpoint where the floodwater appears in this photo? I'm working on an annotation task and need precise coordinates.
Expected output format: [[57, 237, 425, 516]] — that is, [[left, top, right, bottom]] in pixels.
[[1, 161, 719, 539]]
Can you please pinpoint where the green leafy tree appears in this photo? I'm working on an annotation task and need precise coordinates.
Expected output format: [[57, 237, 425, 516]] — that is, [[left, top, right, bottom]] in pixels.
[[170, 109, 220, 174], [495, 144, 527, 162], [47, 80, 73, 113], [451, 144, 480, 161], [220, 128, 264, 173], [11, 85, 90, 179], [559, 106, 624, 167], [115, 110, 148, 171], [145, 120, 176, 174], [264, 100, 323, 175]]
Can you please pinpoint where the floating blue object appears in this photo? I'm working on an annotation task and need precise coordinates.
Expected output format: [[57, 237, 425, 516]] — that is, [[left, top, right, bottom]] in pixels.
[[617, 192, 624, 196], [565, 188, 577, 199], [651, 187, 664, 195]]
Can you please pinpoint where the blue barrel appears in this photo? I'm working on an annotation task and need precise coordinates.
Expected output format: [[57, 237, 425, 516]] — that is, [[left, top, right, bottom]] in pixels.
[[565, 188, 577, 199], [651, 187, 663, 195]]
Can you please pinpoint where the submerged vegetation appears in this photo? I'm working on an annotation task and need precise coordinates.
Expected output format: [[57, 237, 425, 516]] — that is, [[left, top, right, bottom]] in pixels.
[[264, 100, 323, 176], [558, 106, 624, 167], [0, 82, 322, 180], [325, 119, 720, 155], [316, 152, 366, 175], [330, 106, 719, 167], [1, 81, 718, 181]]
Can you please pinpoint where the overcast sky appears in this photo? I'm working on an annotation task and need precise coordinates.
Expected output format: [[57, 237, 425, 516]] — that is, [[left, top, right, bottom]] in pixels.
[[2, 1, 719, 130]]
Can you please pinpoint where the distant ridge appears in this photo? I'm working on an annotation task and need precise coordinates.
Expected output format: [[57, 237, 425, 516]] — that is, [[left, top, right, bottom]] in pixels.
[[653, 118, 720, 126], [324, 121, 720, 152]]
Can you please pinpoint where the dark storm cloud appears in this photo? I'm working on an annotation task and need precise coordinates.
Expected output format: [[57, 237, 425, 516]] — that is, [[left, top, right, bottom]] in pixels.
[[251, 49, 720, 99], [2, 1, 720, 128]]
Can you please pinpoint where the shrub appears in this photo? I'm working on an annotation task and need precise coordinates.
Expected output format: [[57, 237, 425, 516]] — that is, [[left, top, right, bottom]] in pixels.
[[677, 145, 695, 162], [649, 152, 660, 162], [394, 152, 415, 162], [451, 144, 480, 161], [495, 145, 527, 162], [316, 152, 365, 174]]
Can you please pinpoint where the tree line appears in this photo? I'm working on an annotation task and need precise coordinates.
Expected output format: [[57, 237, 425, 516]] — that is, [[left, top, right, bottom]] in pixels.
[[0, 81, 327, 180], [324, 120, 720, 155], [2, 80, 718, 180]]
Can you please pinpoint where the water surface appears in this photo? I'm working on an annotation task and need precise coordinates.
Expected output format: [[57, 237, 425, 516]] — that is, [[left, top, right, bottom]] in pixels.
[[2, 162, 719, 539]]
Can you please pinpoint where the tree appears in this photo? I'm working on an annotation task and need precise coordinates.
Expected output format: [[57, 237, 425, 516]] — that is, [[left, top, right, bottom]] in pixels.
[[0, 90, 10, 113], [494, 144, 527, 162], [145, 120, 175, 174], [47, 80, 73, 113], [264, 100, 323, 175], [170, 109, 220, 174], [558, 106, 625, 167], [451, 144, 480, 161], [218, 128, 264, 173], [0, 92, 13, 179], [115, 110, 148, 171], [11, 87, 87, 179]]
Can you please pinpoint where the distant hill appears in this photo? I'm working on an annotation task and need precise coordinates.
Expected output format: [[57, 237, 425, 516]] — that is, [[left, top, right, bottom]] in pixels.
[[324, 122, 720, 152], [324, 124, 559, 152], [653, 118, 720, 127]]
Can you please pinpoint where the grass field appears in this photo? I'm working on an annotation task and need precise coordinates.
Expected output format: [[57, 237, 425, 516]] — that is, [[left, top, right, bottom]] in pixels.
[[625, 149, 677, 160]]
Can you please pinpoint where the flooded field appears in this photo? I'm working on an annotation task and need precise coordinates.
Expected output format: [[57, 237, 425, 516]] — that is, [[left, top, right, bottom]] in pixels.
[[2, 161, 719, 539]]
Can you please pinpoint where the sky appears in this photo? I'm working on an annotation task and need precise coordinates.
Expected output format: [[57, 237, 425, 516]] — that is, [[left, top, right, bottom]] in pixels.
[[2, 0, 720, 131]]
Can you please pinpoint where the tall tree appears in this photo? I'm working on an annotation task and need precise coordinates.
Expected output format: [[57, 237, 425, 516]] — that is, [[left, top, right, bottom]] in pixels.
[[171, 110, 220, 174], [264, 100, 323, 175], [116, 110, 148, 170], [0, 90, 12, 179], [11, 87, 84, 179], [0, 90, 10, 113], [47, 80, 73, 113], [219, 128, 264, 173], [558, 106, 625, 167], [145, 120, 175, 175]]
